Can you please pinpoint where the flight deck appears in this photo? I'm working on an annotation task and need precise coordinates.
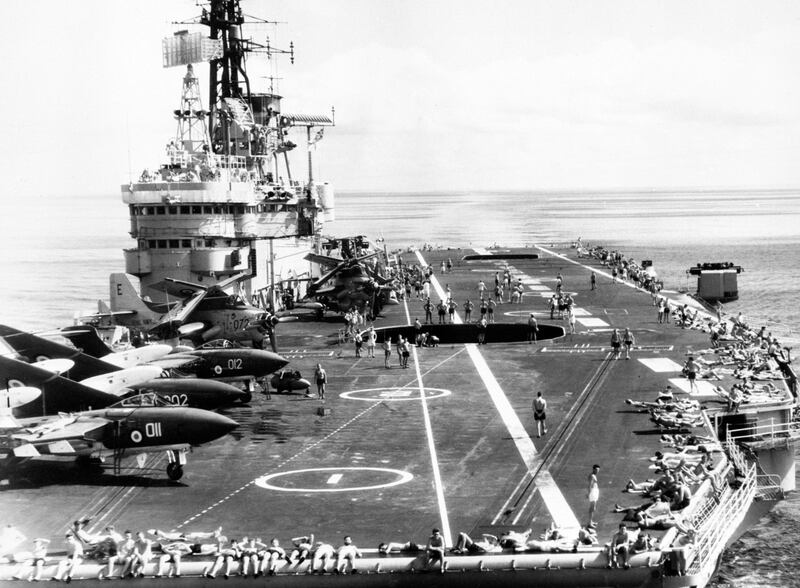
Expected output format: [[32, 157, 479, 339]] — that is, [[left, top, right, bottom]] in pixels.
[[0, 244, 783, 583]]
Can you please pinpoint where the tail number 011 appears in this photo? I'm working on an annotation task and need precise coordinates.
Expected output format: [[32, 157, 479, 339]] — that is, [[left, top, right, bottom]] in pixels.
[[145, 422, 163, 438]]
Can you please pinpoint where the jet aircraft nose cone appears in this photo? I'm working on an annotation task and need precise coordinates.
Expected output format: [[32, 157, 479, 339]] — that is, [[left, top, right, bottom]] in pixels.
[[206, 380, 250, 404], [190, 410, 239, 443], [253, 350, 289, 373]]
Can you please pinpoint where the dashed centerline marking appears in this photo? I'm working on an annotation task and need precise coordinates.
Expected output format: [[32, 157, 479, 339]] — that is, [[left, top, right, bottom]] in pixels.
[[327, 474, 343, 485]]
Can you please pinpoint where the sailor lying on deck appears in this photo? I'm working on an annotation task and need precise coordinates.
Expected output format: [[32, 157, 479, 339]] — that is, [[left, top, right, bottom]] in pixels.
[[649, 410, 703, 429], [451, 533, 502, 554], [148, 527, 223, 543], [498, 529, 532, 550], [378, 540, 423, 555], [625, 398, 699, 412]]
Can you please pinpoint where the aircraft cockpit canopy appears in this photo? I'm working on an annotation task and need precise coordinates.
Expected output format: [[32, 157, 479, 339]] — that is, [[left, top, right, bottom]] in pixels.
[[198, 339, 241, 349], [111, 392, 173, 408]]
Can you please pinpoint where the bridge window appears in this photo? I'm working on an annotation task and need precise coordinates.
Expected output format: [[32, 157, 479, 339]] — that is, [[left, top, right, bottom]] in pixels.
[[181, 239, 191, 248], [203, 206, 213, 214], [148, 240, 157, 248], [180, 206, 191, 214], [155, 206, 166, 215], [144, 206, 155, 215], [168, 206, 178, 214], [192, 205, 202, 214], [169, 239, 179, 248]]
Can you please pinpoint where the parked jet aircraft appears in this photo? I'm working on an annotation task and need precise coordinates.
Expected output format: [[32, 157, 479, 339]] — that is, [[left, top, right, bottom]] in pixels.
[[80, 272, 280, 348], [60, 327, 289, 396], [0, 392, 237, 480], [0, 325, 251, 408]]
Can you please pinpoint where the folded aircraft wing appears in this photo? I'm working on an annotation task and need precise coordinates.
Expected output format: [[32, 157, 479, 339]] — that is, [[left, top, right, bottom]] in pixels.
[[148, 289, 208, 335], [305, 252, 344, 268], [3, 414, 110, 457]]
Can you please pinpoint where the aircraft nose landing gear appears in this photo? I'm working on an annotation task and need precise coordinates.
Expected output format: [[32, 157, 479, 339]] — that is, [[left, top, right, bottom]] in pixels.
[[166, 449, 188, 481], [166, 462, 184, 481]]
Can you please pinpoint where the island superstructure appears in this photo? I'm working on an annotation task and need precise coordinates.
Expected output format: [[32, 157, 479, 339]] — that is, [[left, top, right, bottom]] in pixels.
[[120, 0, 334, 311]]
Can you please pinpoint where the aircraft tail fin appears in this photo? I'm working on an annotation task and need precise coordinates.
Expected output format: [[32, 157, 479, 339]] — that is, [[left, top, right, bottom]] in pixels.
[[59, 326, 115, 358], [0, 356, 119, 418], [109, 273, 149, 313]]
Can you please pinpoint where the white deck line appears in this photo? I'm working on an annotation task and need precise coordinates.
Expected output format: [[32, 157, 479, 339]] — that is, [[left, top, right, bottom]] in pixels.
[[416, 250, 579, 529], [403, 287, 452, 547]]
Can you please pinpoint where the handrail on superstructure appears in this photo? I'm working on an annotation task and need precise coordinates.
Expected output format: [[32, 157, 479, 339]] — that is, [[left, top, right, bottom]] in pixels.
[[727, 419, 800, 443]]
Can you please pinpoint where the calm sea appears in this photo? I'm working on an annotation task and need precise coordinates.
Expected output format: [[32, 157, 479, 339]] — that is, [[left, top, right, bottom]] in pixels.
[[0, 188, 798, 585]]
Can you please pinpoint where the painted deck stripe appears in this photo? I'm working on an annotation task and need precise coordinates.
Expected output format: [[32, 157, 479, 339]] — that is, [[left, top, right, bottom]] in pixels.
[[326, 474, 343, 485], [576, 317, 609, 327], [416, 250, 579, 529], [465, 345, 580, 528], [638, 358, 684, 373], [667, 378, 722, 397], [402, 276, 452, 547]]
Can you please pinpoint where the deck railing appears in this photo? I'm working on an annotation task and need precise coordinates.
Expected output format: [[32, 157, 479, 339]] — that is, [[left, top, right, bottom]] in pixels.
[[685, 460, 756, 575], [726, 419, 800, 444]]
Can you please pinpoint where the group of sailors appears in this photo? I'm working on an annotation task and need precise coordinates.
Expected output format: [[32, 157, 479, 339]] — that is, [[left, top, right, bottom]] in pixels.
[[7, 523, 374, 581], [587, 246, 662, 293], [665, 302, 792, 409]]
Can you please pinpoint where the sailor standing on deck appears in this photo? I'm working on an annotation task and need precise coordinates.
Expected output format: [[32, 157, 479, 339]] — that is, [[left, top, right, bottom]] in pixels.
[[527, 313, 539, 344], [587, 465, 600, 526], [315, 364, 327, 400], [532, 392, 547, 437], [623, 328, 635, 360]]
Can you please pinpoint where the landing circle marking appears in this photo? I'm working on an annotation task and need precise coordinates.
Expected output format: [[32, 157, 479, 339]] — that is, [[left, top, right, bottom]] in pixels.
[[254, 467, 413, 493], [340, 387, 451, 402]]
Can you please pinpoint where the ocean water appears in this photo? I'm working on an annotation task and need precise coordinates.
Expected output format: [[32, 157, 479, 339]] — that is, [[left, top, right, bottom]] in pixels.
[[0, 188, 798, 585]]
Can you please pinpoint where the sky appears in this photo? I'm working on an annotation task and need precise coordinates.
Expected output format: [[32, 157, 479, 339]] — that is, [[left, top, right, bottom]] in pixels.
[[1, 0, 800, 195]]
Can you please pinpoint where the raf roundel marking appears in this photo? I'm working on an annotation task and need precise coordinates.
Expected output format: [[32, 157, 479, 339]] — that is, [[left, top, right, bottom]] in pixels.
[[213, 365, 223, 375], [254, 467, 413, 493], [339, 387, 452, 402], [130, 430, 143, 444]]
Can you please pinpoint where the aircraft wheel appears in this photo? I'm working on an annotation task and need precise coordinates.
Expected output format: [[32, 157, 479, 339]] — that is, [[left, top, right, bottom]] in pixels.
[[315, 308, 324, 320], [166, 463, 184, 481], [241, 391, 252, 403], [76, 455, 103, 469]]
